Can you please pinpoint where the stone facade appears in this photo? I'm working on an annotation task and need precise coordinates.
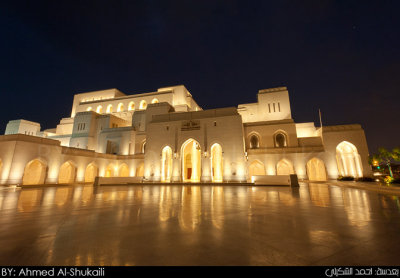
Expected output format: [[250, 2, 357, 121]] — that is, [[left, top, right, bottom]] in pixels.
[[0, 85, 372, 185]]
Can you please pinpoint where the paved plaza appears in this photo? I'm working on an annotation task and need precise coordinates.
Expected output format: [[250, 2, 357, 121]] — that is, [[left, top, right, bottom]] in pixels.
[[0, 182, 399, 266]]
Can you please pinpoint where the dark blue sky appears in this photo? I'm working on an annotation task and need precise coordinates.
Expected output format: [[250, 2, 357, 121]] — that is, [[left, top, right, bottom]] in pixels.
[[1, 0, 399, 153]]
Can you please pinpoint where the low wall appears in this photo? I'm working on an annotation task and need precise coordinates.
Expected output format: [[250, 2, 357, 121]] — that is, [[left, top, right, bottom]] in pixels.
[[252, 174, 299, 187], [94, 176, 143, 185]]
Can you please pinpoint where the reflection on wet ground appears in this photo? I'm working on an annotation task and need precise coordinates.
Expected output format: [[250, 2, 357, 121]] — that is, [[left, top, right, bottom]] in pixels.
[[0, 182, 399, 266]]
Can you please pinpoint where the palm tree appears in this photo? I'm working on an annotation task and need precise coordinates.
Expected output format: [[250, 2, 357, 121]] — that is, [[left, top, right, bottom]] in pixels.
[[371, 147, 394, 178]]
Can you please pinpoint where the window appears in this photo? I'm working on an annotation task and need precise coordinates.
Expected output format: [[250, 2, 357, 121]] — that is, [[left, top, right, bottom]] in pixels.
[[278, 102, 281, 112], [128, 101, 135, 111], [275, 133, 287, 148], [249, 134, 260, 149], [268, 104, 271, 113], [106, 104, 113, 113], [214, 121, 217, 126], [117, 103, 124, 112], [139, 100, 147, 110]]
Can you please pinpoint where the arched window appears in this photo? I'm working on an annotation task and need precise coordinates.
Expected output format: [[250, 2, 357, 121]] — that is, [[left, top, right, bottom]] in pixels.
[[96, 105, 103, 114], [151, 98, 159, 104], [141, 141, 146, 153], [161, 146, 173, 182], [336, 141, 363, 178], [139, 100, 147, 110], [106, 104, 113, 113], [128, 101, 135, 111], [117, 103, 124, 112], [87, 107, 92, 111], [275, 132, 287, 148], [249, 134, 260, 149], [211, 143, 223, 182]]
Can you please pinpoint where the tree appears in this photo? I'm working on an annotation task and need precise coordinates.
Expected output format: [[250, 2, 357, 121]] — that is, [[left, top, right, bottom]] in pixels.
[[370, 147, 398, 178]]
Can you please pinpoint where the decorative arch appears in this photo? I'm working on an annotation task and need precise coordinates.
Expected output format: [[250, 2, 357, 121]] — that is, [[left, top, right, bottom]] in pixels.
[[22, 158, 47, 185], [151, 98, 159, 104], [274, 130, 288, 148], [181, 138, 202, 182], [117, 103, 124, 112], [105, 164, 115, 177], [141, 140, 146, 153], [96, 105, 103, 114], [249, 160, 266, 177], [139, 100, 147, 110], [276, 159, 295, 175], [136, 162, 144, 177], [211, 143, 223, 182], [118, 163, 129, 177], [106, 104, 113, 113], [249, 133, 260, 149], [128, 101, 135, 111], [336, 141, 363, 178], [161, 146, 173, 182], [84, 162, 98, 183], [58, 161, 76, 184], [306, 158, 327, 181]]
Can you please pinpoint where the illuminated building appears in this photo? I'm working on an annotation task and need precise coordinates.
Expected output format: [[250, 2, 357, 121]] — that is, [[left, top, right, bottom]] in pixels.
[[0, 85, 371, 185]]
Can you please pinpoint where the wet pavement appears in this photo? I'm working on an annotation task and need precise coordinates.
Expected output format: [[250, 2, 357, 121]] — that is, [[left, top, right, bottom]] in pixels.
[[0, 182, 399, 266]]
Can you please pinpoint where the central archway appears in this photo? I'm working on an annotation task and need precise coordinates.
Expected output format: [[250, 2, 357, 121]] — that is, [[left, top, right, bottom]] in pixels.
[[181, 139, 201, 182], [161, 146, 173, 182]]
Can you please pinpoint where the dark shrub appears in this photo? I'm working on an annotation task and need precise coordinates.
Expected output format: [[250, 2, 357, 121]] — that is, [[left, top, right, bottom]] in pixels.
[[337, 176, 355, 181], [356, 177, 375, 182]]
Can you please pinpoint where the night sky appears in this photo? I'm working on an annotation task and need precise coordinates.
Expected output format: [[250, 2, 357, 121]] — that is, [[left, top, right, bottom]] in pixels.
[[1, 0, 399, 154]]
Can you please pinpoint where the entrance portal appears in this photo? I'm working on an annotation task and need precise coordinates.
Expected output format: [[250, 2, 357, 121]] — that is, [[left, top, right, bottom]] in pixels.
[[181, 139, 201, 182]]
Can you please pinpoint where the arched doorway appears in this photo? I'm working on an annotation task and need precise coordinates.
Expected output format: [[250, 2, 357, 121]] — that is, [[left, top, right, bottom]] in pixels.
[[276, 159, 295, 175], [58, 161, 76, 184], [306, 158, 327, 181], [22, 159, 47, 185], [136, 162, 144, 177], [118, 163, 129, 177], [85, 163, 98, 183], [211, 143, 223, 182], [161, 146, 173, 182], [181, 139, 201, 182], [105, 164, 115, 177], [336, 141, 363, 177]]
